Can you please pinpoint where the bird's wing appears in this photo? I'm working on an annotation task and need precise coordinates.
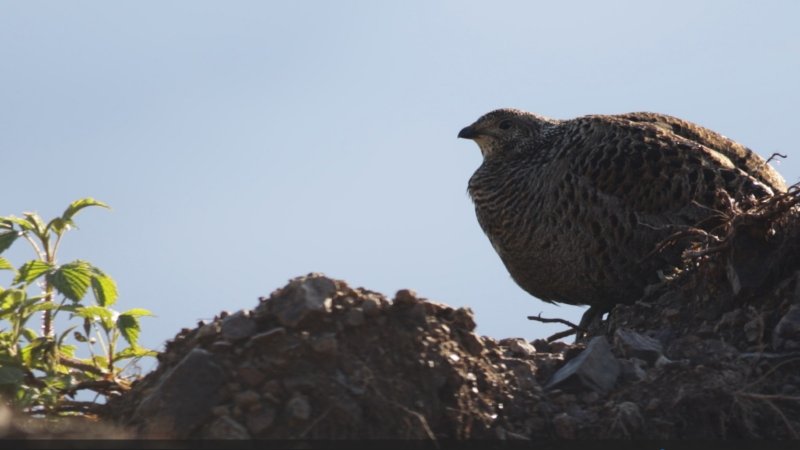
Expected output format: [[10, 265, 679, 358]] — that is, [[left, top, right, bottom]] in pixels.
[[616, 112, 787, 193], [561, 115, 774, 221]]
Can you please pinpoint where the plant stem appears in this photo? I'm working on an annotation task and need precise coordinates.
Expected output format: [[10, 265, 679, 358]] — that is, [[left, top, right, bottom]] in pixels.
[[42, 234, 54, 339]]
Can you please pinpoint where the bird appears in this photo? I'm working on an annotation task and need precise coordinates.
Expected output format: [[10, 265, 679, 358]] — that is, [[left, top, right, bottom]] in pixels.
[[458, 108, 787, 332]]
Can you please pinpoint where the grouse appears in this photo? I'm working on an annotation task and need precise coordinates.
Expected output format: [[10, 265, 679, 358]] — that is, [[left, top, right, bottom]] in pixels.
[[459, 108, 787, 329]]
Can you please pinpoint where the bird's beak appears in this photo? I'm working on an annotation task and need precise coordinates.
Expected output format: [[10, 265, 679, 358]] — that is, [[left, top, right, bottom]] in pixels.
[[458, 125, 479, 139]]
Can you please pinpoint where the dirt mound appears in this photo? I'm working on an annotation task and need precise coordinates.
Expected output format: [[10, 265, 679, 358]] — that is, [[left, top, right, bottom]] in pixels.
[[103, 188, 800, 439]]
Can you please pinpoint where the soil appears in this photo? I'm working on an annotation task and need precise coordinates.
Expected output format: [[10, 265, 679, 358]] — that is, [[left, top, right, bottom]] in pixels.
[[8, 188, 800, 441]]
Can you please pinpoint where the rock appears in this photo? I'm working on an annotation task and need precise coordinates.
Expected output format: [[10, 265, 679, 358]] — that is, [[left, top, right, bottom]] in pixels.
[[246, 407, 277, 436], [210, 340, 234, 354], [618, 358, 647, 383], [221, 310, 258, 342], [286, 394, 312, 421], [459, 332, 484, 356], [234, 390, 261, 409], [744, 316, 763, 343], [615, 401, 643, 435], [773, 305, 800, 351], [394, 289, 419, 306], [344, 308, 365, 327], [311, 333, 338, 354], [196, 322, 220, 341], [503, 359, 540, 391], [237, 363, 266, 387], [133, 348, 227, 438], [260, 274, 336, 327], [204, 416, 251, 439], [248, 327, 287, 348], [361, 296, 382, 316], [613, 328, 663, 365], [545, 336, 620, 394], [501, 338, 537, 357], [552, 412, 576, 439], [452, 307, 477, 331]]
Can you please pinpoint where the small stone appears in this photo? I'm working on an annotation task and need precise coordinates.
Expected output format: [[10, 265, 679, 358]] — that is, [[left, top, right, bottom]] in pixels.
[[283, 375, 318, 391], [614, 328, 663, 365], [246, 407, 277, 436], [237, 364, 266, 387], [260, 274, 336, 328], [644, 398, 661, 411], [545, 336, 620, 394], [503, 359, 539, 390], [311, 333, 338, 354], [204, 416, 251, 439], [654, 355, 674, 368], [549, 341, 569, 353], [248, 327, 287, 348], [196, 322, 220, 341], [211, 405, 230, 417], [461, 333, 484, 356], [452, 307, 477, 331], [552, 413, 576, 439], [286, 394, 312, 421], [663, 308, 681, 321], [234, 390, 261, 409], [615, 401, 643, 435], [344, 308, 365, 327], [618, 358, 647, 383], [210, 340, 234, 353], [261, 380, 282, 396], [531, 339, 550, 353], [502, 338, 537, 357], [744, 317, 763, 343], [361, 296, 382, 316], [580, 391, 599, 404], [394, 289, 419, 306], [221, 310, 257, 342], [773, 305, 800, 351]]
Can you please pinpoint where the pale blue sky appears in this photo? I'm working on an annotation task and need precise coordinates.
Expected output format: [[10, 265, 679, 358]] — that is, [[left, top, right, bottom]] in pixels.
[[2, 1, 799, 360]]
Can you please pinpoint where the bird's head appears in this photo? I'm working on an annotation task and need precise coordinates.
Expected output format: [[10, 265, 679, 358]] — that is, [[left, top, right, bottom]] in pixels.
[[458, 108, 559, 158]]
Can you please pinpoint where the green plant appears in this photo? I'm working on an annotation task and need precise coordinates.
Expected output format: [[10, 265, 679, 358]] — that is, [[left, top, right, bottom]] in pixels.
[[0, 198, 154, 415]]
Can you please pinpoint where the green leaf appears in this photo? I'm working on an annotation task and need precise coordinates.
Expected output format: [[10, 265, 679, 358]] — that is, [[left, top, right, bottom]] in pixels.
[[91, 355, 109, 368], [61, 198, 110, 223], [46, 217, 73, 236], [57, 326, 77, 349], [27, 302, 57, 314], [23, 212, 46, 236], [116, 313, 140, 348], [13, 260, 53, 285], [21, 328, 38, 342], [72, 305, 114, 331], [57, 344, 76, 360], [2, 216, 35, 232], [0, 289, 26, 311], [114, 346, 157, 361], [120, 308, 154, 318], [90, 268, 118, 307], [47, 260, 92, 301], [0, 366, 25, 385], [0, 231, 18, 254], [0, 256, 15, 271]]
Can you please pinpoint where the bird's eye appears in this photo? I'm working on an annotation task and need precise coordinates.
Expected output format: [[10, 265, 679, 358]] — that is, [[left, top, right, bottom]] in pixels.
[[499, 120, 512, 130]]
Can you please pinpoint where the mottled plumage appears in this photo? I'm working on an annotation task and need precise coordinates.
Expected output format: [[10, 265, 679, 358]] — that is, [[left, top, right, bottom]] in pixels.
[[459, 108, 786, 314]]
